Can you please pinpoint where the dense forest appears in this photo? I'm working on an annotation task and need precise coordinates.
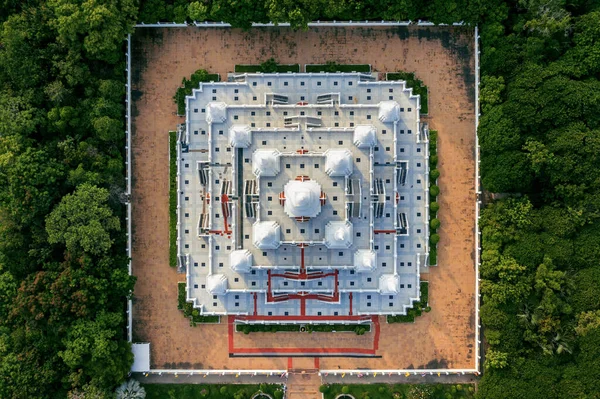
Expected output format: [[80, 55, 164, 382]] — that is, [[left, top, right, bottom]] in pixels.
[[0, 0, 599, 398]]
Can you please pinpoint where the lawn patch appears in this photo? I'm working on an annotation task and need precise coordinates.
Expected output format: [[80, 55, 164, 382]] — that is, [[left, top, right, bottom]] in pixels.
[[144, 383, 284, 399], [321, 383, 475, 399]]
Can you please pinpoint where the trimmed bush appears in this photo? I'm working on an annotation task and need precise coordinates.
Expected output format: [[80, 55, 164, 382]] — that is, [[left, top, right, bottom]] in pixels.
[[430, 234, 440, 245], [235, 60, 300, 73], [430, 154, 438, 167], [306, 62, 371, 73], [430, 218, 441, 230], [430, 201, 440, 213], [220, 386, 228, 395], [387, 72, 429, 114], [319, 385, 329, 393], [429, 185, 440, 197], [430, 168, 440, 182], [274, 390, 284, 399], [429, 248, 437, 265], [169, 131, 177, 267], [342, 386, 350, 394], [174, 69, 219, 114]]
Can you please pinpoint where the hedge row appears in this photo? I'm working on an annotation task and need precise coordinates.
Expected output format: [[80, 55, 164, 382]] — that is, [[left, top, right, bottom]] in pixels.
[[387, 282, 430, 323], [234, 64, 300, 73], [387, 72, 429, 114], [236, 323, 370, 335], [169, 131, 177, 268], [429, 130, 439, 266], [177, 282, 220, 325], [174, 69, 220, 115], [305, 62, 371, 73]]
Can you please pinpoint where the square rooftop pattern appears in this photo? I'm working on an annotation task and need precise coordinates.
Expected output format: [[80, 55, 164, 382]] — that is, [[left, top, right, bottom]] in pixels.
[[177, 73, 430, 323]]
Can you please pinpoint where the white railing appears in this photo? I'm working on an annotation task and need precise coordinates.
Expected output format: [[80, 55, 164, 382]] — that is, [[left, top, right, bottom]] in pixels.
[[320, 368, 478, 376], [474, 25, 481, 374], [135, 20, 466, 28], [125, 34, 133, 343]]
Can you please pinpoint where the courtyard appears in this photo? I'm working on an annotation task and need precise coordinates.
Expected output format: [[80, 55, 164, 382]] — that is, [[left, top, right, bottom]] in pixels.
[[130, 25, 476, 372]]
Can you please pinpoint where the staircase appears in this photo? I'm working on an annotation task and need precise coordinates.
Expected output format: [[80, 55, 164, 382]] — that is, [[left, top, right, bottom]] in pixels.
[[286, 370, 322, 399]]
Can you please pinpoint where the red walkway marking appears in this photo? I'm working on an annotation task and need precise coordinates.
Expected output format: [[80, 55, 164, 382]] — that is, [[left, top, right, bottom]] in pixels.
[[229, 315, 380, 356], [314, 357, 320, 369], [372, 316, 381, 350], [287, 357, 293, 370], [235, 315, 369, 321], [227, 316, 234, 353], [230, 347, 377, 355]]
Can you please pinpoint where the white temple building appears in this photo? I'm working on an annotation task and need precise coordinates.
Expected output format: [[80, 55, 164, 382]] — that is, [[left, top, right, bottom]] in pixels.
[[177, 72, 429, 323]]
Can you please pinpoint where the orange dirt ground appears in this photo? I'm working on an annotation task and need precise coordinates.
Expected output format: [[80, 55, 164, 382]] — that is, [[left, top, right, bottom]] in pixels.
[[131, 26, 476, 371]]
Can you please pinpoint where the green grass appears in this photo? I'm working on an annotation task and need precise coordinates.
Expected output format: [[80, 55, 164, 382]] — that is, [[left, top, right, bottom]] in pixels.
[[322, 383, 475, 399], [387, 72, 429, 115], [305, 63, 371, 73], [144, 383, 284, 399], [236, 323, 370, 335], [387, 282, 429, 323], [169, 131, 177, 268], [178, 282, 220, 325], [174, 69, 219, 115], [234, 64, 300, 73], [429, 129, 438, 266]]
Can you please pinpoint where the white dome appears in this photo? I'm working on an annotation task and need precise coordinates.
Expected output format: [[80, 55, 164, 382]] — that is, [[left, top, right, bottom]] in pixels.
[[378, 101, 400, 122], [229, 125, 252, 148], [230, 250, 252, 273], [354, 250, 377, 272], [324, 221, 353, 249], [353, 125, 377, 148], [253, 221, 281, 249], [206, 274, 228, 295], [283, 180, 322, 218], [379, 274, 399, 294], [252, 149, 281, 177], [206, 102, 227, 123], [324, 149, 353, 177]]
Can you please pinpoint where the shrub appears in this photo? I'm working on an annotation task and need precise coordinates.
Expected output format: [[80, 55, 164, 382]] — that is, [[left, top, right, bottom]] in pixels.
[[259, 383, 267, 392], [342, 386, 350, 394], [319, 385, 329, 393], [430, 234, 440, 245], [260, 58, 278, 73], [430, 201, 439, 213], [274, 390, 284, 399], [379, 386, 387, 393], [429, 185, 440, 197], [430, 169, 440, 182], [429, 248, 437, 265], [425, 306, 432, 312], [430, 154, 438, 167], [220, 386, 228, 395], [430, 218, 441, 230]]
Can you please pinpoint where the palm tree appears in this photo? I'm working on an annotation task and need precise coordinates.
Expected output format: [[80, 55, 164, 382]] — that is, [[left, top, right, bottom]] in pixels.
[[116, 380, 146, 399]]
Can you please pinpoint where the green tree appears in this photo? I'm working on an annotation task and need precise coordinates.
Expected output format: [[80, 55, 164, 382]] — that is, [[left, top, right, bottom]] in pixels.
[[46, 183, 120, 256], [60, 311, 132, 389]]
